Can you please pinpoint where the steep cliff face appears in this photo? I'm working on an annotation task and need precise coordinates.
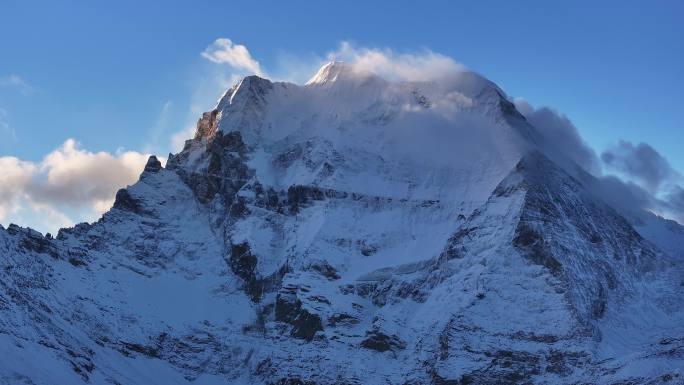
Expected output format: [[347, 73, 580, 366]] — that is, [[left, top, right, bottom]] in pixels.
[[1, 62, 682, 385]]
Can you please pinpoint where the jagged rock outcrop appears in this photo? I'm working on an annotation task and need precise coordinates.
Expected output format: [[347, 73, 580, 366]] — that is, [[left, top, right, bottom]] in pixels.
[[144, 155, 163, 173]]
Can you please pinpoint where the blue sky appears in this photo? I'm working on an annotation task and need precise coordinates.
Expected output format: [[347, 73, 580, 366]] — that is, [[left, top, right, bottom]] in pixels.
[[1, 0, 683, 232]]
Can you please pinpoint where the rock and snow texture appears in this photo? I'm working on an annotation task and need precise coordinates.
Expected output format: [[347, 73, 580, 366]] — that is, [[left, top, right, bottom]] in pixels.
[[1, 62, 683, 384]]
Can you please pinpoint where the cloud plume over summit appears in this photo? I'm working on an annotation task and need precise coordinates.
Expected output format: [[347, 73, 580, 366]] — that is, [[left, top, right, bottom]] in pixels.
[[325, 41, 467, 82], [514, 99, 601, 176]]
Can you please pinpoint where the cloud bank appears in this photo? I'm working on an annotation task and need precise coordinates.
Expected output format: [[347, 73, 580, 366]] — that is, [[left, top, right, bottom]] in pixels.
[[0, 139, 150, 234], [601, 141, 679, 193], [514, 98, 601, 175], [598, 140, 684, 223], [514, 98, 684, 223]]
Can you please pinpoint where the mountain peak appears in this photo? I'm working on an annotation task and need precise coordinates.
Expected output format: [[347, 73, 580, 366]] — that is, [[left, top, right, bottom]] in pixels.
[[306, 61, 372, 86], [6, 51, 682, 385]]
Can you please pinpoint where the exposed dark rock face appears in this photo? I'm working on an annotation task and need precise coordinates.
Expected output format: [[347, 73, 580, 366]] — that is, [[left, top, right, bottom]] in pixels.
[[121, 341, 161, 358], [269, 379, 318, 385], [453, 350, 541, 385], [307, 261, 340, 280], [275, 285, 324, 341], [508, 152, 662, 322], [15, 227, 60, 259], [431, 348, 593, 385], [112, 188, 146, 214], [287, 185, 327, 214], [167, 130, 252, 205], [327, 313, 359, 327], [144, 155, 162, 173], [441, 226, 477, 260], [360, 330, 406, 352], [194, 109, 219, 140], [513, 223, 563, 276], [497, 90, 526, 121], [229, 242, 263, 302]]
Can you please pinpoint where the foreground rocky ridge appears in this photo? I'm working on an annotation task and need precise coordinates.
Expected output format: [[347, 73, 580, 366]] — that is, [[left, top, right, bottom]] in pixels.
[[1, 63, 683, 384]]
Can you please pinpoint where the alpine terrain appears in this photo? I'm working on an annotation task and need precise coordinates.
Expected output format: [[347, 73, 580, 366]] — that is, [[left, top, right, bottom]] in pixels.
[[1, 62, 683, 384]]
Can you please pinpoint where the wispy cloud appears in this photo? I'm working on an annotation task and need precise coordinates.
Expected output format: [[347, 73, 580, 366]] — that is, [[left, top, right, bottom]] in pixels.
[[0, 74, 36, 95], [143, 100, 174, 154], [0, 108, 17, 141]]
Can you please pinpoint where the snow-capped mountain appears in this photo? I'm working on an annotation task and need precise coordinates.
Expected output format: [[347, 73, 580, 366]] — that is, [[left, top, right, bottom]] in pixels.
[[1, 62, 683, 385]]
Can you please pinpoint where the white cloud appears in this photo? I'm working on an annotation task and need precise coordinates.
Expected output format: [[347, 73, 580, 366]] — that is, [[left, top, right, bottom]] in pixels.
[[201, 38, 264, 76], [326, 41, 467, 82], [0, 74, 36, 95], [0, 156, 35, 221], [0, 139, 152, 234], [36, 139, 149, 207]]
